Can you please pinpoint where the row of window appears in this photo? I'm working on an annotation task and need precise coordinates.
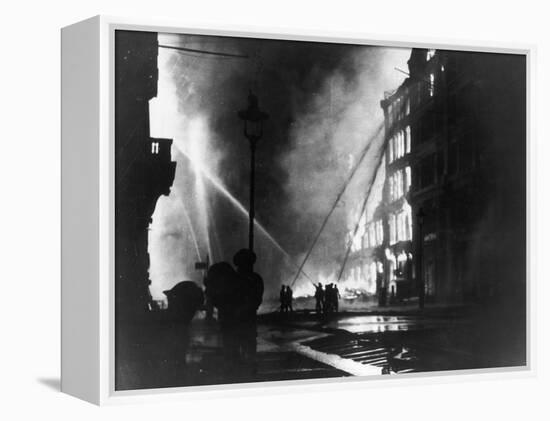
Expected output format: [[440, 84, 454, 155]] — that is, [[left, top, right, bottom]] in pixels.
[[387, 126, 411, 163], [345, 262, 380, 295], [363, 220, 384, 249], [350, 216, 383, 253], [413, 137, 476, 191], [349, 202, 412, 253], [385, 49, 441, 130], [386, 94, 411, 129], [389, 203, 413, 245], [388, 166, 412, 202]]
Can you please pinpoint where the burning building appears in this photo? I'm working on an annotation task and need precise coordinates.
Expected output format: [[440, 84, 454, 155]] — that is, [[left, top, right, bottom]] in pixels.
[[344, 78, 414, 305], [379, 82, 414, 304], [115, 30, 177, 319], [344, 47, 525, 306]]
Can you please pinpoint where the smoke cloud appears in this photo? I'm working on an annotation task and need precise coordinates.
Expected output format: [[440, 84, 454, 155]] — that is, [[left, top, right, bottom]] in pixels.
[[148, 32, 410, 302]]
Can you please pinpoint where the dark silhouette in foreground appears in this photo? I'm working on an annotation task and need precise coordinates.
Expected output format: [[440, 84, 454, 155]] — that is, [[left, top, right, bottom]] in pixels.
[[205, 249, 264, 378], [162, 281, 205, 373], [233, 249, 264, 374], [163, 281, 205, 324]]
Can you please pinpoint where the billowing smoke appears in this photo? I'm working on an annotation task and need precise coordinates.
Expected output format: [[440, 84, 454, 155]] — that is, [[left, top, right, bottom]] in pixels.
[[148, 32, 409, 304], [281, 47, 410, 296]]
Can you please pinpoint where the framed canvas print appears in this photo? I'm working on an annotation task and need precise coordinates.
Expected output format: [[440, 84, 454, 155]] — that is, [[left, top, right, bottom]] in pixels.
[[61, 16, 532, 405]]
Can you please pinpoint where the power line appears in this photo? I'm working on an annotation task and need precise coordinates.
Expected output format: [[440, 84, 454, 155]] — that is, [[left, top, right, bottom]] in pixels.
[[159, 44, 249, 59]]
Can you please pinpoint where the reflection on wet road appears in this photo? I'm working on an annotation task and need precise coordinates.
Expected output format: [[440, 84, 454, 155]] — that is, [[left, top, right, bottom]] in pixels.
[[326, 315, 460, 334], [263, 313, 476, 376]]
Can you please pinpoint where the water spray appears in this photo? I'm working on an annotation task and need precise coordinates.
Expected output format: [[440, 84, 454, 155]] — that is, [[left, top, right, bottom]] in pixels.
[[173, 143, 315, 282]]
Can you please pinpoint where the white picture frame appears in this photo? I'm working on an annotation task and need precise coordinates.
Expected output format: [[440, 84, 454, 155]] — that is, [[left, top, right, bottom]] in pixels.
[[61, 15, 534, 405]]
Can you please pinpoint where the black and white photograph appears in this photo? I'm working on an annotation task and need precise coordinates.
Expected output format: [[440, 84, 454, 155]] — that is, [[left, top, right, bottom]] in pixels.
[[114, 29, 526, 391]]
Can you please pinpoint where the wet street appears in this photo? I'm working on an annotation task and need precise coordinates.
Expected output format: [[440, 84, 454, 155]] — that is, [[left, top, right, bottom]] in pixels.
[[259, 312, 472, 376], [116, 303, 526, 390], [259, 304, 526, 377]]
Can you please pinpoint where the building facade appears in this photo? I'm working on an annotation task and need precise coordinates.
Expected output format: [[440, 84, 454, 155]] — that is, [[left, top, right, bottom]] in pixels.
[[407, 47, 526, 304], [344, 75, 415, 305], [345, 47, 525, 306], [379, 82, 414, 304], [115, 31, 177, 320]]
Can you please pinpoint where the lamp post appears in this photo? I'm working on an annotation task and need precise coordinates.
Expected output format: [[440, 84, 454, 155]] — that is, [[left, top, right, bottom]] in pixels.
[[416, 207, 426, 309], [238, 91, 269, 253]]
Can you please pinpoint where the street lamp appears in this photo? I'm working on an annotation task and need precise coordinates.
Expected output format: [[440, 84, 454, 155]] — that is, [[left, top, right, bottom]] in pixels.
[[416, 207, 426, 309], [238, 91, 269, 253]]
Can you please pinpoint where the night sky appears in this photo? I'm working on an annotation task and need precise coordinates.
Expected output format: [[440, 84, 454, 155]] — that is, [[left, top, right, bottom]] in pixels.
[[147, 32, 410, 301]]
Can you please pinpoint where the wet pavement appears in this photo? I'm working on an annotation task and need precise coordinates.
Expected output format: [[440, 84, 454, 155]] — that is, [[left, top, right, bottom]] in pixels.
[[116, 304, 526, 390], [259, 313, 456, 375], [115, 317, 349, 391], [261, 306, 526, 376]]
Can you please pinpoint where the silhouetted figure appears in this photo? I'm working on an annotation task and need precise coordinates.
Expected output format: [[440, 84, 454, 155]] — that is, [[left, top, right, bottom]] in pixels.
[[323, 284, 333, 314], [163, 281, 205, 372], [233, 249, 264, 374], [163, 281, 205, 324], [205, 262, 242, 367], [280, 285, 287, 313], [314, 283, 324, 313], [332, 284, 341, 313], [285, 286, 294, 313]]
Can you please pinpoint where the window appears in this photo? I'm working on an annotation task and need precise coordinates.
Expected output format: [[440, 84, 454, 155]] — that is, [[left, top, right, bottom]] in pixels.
[[394, 205, 413, 243], [390, 130, 409, 162], [395, 170, 404, 199], [405, 166, 411, 193], [403, 204, 412, 241], [376, 220, 384, 244], [397, 212, 404, 242], [389, 214, 397, 245], [388, 170, 405, 202], [405, 212, 411, 241], [369, 224, 376, 247], [396, 97, 402, 120], [364, 221, 383, 248], [396, 131, 404, 159], [352, 232, 361, 252], [151, 142, 159, 154]]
